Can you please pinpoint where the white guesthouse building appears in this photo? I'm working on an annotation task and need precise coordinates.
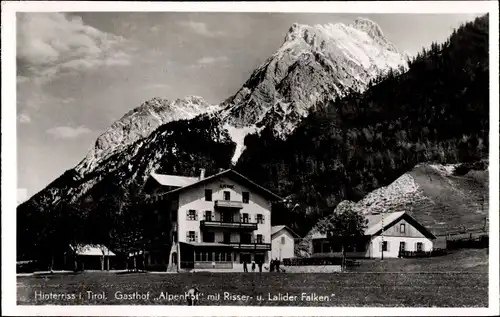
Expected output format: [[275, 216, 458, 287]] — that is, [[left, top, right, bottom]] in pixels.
[[146, 169, 283, 271], [311, 211, 436, 258], [271, 225, 300, 260]]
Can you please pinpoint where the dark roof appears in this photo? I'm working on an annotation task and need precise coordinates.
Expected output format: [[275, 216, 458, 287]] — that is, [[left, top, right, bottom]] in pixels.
[[151, 169, 283, 201]]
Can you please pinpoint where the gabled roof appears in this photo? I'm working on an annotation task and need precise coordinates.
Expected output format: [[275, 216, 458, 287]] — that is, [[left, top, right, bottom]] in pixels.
[[152, 169, 283, 201], [70, 244, 116, 256], [271, 225, 301, 238], [150, 172, 199, 187], [312, 211, 436, 240], [364, 211, 406, 235]]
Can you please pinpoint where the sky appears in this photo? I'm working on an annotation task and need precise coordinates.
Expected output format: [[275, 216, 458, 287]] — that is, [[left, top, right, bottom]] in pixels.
[[16, 11, 484, 199]]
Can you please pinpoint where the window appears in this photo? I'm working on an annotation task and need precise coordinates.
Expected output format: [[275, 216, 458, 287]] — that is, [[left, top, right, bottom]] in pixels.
[[223, 191, 230, 201], [242, 213, 249, 223], [399, 241, 406, 251], [313, 241, 322, 254], [187, 210, 197, 221], [205, 189, 212, 201], [381, 241, 388, 252], [256, 234, 263, 244], [215, 252, 220, 262], [207, 251, 213, 262], [281, 236, 286, 245], [203, 232, 215, 243], [400, 223, 406, 234], [240, 233, 252, 244], [256, 214, 264, 224], [223, 232, 231, 244], [204, 210, 212, 221], [242, 192, 250, 204], [416, 242, 423, 252], [195, 251, 201, 261], [226, 252, 232, 262], [187, 231, 196, 242]]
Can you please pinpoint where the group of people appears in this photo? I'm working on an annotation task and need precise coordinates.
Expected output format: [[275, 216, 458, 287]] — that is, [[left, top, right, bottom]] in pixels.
[[242, 260, 263, 272], [242, 258, 283, 272], [269, 258, 282, 272]]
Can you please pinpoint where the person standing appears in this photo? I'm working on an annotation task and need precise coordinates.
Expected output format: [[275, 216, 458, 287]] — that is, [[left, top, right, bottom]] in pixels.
[[243, 260, 248, 272], [251, 261, 256, 272], [276, 258, 281, 272], [258, 261, 263, 273]]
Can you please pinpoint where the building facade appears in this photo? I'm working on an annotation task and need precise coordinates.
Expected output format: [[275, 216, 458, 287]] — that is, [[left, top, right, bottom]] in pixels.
[[146, 169, 282, 271], [311, 211, 436, 259], [271, 225, 300, 260]]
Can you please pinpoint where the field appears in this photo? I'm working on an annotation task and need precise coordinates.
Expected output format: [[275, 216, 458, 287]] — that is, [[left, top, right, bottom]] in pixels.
[[17, 249, 488, 307]]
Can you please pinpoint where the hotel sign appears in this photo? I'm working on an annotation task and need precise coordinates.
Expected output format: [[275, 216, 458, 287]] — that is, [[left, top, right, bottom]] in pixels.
[[220, 184, 234, 189]]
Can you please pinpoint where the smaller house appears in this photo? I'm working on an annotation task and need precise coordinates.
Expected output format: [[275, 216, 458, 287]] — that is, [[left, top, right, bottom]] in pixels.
[[66, 244, 116, 271], [271, 225, 300, 260], [311, 211, 436, 258]]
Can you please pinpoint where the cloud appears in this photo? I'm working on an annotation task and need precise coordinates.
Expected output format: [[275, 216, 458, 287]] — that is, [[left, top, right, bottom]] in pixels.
[[196, 56, 229, 65], [178, 20, 225, 37], [17, 13, 134, 84], [17, 113, 32, 124], [46, 126, 92, 139]]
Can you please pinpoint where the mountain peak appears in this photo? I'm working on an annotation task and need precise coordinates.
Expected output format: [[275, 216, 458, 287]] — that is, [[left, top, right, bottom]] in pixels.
[[351, 17, 384, 39]]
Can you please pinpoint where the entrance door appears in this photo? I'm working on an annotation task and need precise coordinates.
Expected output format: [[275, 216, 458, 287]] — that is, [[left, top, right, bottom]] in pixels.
[[254, 253, 265, 264]]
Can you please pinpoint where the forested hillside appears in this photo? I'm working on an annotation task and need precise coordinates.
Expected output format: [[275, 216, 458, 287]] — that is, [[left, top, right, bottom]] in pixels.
[[236, 15, 489, 236]]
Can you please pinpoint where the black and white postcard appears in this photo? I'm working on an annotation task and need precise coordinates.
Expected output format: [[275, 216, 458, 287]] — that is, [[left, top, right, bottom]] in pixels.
[[2, 1, 499, 316]]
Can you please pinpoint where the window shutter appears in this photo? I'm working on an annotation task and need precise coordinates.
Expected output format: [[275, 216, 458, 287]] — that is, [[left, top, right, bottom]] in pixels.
[[186, 232, 189, 241], [194, 211, 198, 221], [195, 232, 199, 242], [380, 241, 383, 251], [186, 210, 189, 220], [414, 242, 417, 251], [262, 215, 265, 224], [386, 241, 390, 252]]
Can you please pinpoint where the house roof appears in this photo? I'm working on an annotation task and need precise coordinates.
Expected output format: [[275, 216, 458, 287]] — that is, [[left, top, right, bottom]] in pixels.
[[150, 172, 199, 187], [312, 211, 436, 240], [70, 244, 116, 256], [271, 225, 300, 238], [152, 169, 283, 201]]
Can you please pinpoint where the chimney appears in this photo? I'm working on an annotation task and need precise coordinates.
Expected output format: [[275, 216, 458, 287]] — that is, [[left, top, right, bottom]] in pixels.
[[199, 168, 206, 180]]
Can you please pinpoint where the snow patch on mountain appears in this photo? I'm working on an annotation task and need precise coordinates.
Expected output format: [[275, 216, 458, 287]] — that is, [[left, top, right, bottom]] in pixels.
[[220, 17, 408, 145], [223, 123, 264, 164]]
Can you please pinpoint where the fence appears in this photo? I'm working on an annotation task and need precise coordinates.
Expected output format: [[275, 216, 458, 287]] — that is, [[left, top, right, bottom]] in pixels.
[[283, 257, 343, 266], [398, 248, 448, 258], [446, 235, 488, 250]]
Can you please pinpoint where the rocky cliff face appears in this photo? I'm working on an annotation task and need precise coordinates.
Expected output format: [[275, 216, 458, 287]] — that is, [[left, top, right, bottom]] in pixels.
[[75, 96, 220, 176], [218, 18, 408, 162]]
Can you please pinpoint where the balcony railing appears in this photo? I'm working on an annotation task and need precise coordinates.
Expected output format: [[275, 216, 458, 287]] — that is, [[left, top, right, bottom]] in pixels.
[[200, 220, 258, 231], [214, 200, 243, 209], [224, 242, 271, 251]]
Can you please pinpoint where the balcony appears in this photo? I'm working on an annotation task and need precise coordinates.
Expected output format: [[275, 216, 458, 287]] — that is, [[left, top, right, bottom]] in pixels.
[[200, 220, 258, 231], [214, 200, 243, 209], [225, 242, 272, 251]]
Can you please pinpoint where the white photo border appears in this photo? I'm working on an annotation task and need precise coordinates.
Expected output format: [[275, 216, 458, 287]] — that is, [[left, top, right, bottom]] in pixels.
[[2, 1, 499, 316]]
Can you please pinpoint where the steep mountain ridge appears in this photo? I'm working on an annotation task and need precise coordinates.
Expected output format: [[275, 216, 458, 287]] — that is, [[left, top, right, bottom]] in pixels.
[[218, 18, 408, 162], [75, 96, 220, 175]]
